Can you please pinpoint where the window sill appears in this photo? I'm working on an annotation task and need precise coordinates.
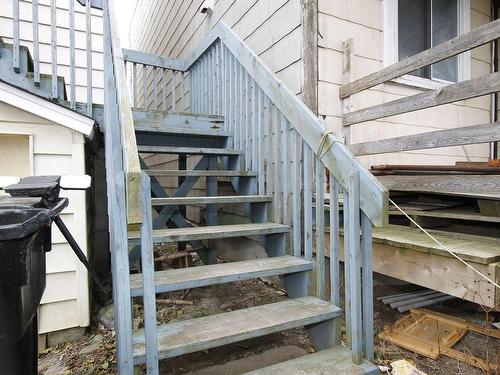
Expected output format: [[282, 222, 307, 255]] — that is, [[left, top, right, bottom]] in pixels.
[[390, 75, 450, 91]]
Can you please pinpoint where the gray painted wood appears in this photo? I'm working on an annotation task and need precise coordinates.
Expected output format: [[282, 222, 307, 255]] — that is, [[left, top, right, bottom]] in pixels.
[[183, 23, 387, 226], [132, 297, 341, 364], [151, 195, 272, 206], [122, 48, 184, 71], [340, 18, 500, 98], [130, 255, 312, 297], [171, 70, 176, 111], [342, 39, 354, 145], [86, 0, 93, 116], [350, 122, 500, 156], [304, 144, 313, 261], [128, 223, 289, 245], [293, 131, 302, 258], [132, 63, 138, 107], [243, 345, 378, 375], [153, 67, 158, 109], [282, 116, 291, 229], [301, 0, 319, 114], [329, 175, 341, 344], [145, 170, 257, 177], [12, 0, 19, 72], [257, 88, 265, 194], [315, 158, 325, 299], [143, 64, 147, 110], [343, 188, 351, 349], [32, 0, 40, 85], [50, 0, 57, 99], [273, 107, 282, 223], [347, 172, 362, 365], [138, 145, 240, 155], [361, 212, 374, 362], [344, 72, 500, 126], [68, 0, 76, 106], [378, 175, 500, 199], [162, 68, 167, 111], [139, 173, 159, 373]]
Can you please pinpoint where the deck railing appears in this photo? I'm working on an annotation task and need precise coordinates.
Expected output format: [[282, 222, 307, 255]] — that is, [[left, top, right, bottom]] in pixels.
[[340, 19, 500, 159]]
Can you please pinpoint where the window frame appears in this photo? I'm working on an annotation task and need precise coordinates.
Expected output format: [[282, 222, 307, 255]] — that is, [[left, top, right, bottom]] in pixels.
[[383, 0, 471, 89]]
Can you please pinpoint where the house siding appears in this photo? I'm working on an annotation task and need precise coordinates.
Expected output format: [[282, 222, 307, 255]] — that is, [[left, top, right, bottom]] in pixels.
[[0, 101, 90, 335], [318, 0, 492, 167], [0, 0, 104, 104]]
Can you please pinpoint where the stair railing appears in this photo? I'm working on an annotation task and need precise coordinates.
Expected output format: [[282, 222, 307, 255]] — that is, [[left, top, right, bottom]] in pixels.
[[183, 22, 388, 364], [339, 19, 500, 161], [3, 0, 98, 115]]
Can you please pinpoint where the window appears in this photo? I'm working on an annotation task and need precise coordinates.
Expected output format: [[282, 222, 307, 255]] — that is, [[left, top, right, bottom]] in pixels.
[[384, 0, 470, 86]]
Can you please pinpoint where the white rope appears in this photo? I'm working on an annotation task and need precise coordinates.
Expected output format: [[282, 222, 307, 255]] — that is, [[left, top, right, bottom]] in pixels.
[[389, 199, 500, 290], [317, 130, 341, 159]]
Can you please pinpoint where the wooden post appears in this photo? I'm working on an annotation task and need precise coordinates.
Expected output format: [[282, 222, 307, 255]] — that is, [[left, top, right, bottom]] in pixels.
[[50, 0, 58, 99], [32, 0, 40, 85], [86, 0, 93, 116], [12, 0, 20, 73], [342, 39, 354, 145], [301, 0, 318, 114]]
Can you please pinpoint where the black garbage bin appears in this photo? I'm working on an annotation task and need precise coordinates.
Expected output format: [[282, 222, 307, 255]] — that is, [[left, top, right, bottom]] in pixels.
[[0, 191, 67, 375]]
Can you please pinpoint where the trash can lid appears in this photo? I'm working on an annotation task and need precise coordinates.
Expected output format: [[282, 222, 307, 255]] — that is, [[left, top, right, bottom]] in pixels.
[[4, 176, 61, 202], [0, 208, 52, 240]]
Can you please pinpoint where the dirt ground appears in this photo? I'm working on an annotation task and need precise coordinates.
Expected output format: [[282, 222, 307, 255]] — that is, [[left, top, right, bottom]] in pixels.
[[38, 256, 500, 375]]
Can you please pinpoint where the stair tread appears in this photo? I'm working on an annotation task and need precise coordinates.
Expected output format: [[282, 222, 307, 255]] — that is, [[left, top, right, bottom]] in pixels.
[[243, 345, 378, 375], [129, 255, 312, 297], [151, 195, 271, 205], [145, 170, 256, 177], [132, 297, 340, 364], [138, 145, 241, 155], [128, 223, 289, 244]]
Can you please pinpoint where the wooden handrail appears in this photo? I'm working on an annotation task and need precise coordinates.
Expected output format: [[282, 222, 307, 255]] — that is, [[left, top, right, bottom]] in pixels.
[[340, 18, 500, 98], [184, 22, 388, 227], [107, 0, 143, 224], [344, 72, 500, 126], [122, 48, 184, 71]]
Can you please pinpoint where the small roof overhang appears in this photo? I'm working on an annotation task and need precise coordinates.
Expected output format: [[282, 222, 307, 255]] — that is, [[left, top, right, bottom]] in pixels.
[[0, 80, 96, 139]]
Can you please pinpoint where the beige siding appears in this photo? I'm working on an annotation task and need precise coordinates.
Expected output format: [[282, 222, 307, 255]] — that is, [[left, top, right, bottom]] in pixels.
[[0, 0, 104, 103], [318, 0, 492, 167], [0, 102, 90, 334]]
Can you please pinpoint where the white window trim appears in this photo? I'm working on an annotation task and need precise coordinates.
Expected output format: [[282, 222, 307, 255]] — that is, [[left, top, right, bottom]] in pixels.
[[382, 0, 471, 89]]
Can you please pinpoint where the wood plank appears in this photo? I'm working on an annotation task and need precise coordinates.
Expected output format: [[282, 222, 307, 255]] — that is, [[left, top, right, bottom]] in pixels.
[[371, 225, 500, 264], [350, 122, 500, 156], [182, 22, 388, 227], [389, 208, 500, 224], [122, 48, 184, 71], [132, 297, 341, 364], [138, 146, 241, 155], [340, 19, 500, 98], [151, 195, 272, 206], [129, 255, 312, 297], [344, 72, 500, 126], [145, 170, 257, 177], [243, 346, 377, 375], [378, 175, 500, 200], [128, 223, 289, 245]]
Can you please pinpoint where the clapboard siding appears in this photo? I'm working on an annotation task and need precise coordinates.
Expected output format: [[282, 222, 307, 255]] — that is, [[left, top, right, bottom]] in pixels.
[[1, 0, 104, 104], [318, 0, 492, 166], [0, 102, 90, 334]]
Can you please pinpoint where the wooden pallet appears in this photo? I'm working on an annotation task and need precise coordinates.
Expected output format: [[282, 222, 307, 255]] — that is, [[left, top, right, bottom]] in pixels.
[[379, 309, 500, 371]]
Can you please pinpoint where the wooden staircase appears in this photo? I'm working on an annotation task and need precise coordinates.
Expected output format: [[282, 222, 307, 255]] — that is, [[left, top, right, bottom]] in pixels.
[[127, 111, 377, 372]]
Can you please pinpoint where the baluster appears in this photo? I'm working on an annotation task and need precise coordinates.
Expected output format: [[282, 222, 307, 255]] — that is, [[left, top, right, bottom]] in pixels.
[[282, 117, 290, 227], [344, 186, 351, 348], [257, 88, 265, 194], [330, 175, 341, 343], [162, 68, 167, 111], [242, 72, 248, 161], [264, 97, 273, 220], [180, 72, 185, 111], [140, 173, 159, 374], [223, 46, 230, 132], [153, 67, 158, 110], [214, 45, 219, 114], [251, 82, 257, 173], [219, 42, 224, 116], [303, 144, 313, 262], [347, 171, 362, 364], [230, 55, 236, 136], [272, 107, 281, 223], [86, 0, 93, 115], [50, 0, 58, 99], [315, 159, 325, 299], [12, 0, 20, 72], [237, 63, 244, 151], [172, 70, 177, 112], [32, 0, 40, 85], [361, 212, 374, 361], [142, 64, 147, 110], [69, 0, 75, 104], [132, 63, 137, 107], [203, 54, 208, 113], [292, 132, 302, 257], [245, 74, 252, 171]]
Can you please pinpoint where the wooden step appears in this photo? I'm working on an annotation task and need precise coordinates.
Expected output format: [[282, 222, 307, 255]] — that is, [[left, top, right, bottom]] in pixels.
[[132, 297, 340, 364], [151, 195, 271, 206], [377, 175, 500, 200], [129, 255, 312, 297], [138, 145, 241, 155], [243, 345, 378, 375], [128, 223, 289, 245], [145, 170, 256, 177]]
